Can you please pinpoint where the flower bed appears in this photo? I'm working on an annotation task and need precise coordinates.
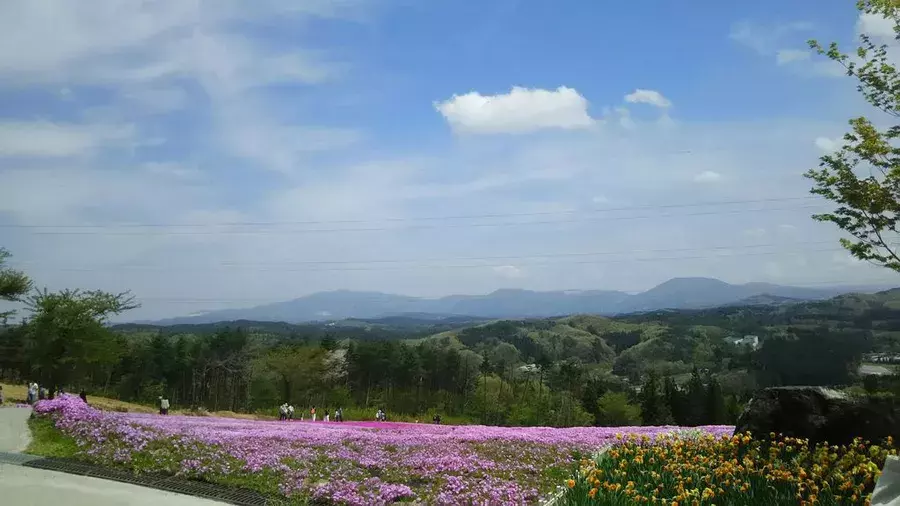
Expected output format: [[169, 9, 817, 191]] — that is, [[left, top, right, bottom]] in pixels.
[[562, 431, 897, 505], [33, 395, 732, 505]]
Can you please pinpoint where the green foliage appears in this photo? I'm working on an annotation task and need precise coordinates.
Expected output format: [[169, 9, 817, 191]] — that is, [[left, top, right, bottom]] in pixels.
[[594, 392, 641, 426], [639, 371, 673, 425], [25, 416, 80, 458], [0, 248, 31, 322], [807, 1, 900, 271], [755, 325, 870, 386], [23, 288, 137, 394]]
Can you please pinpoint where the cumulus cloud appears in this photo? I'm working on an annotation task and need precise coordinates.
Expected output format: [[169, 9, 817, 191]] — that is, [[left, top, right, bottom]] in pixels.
[[624, 89, 672, 108], [693, 170, 723, 183], [434, 86, 594, 134]]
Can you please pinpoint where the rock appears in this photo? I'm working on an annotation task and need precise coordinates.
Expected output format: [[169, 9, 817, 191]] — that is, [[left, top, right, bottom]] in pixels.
[[734, 386, 900, 445]]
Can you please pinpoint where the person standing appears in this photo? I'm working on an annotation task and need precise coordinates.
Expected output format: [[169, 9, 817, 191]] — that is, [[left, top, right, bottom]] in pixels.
[[310, 406, 317, 422], [159, 396, 170, 415], [79, 389, 87, 404], [288, 404, 294, 421]]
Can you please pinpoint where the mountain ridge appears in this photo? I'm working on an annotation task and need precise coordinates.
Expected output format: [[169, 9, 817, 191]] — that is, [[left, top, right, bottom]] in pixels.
[[140, 277, 896, 325]]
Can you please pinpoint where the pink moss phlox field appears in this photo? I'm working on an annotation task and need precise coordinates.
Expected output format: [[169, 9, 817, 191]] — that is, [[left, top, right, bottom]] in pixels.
[[33, 395, 734, 505]]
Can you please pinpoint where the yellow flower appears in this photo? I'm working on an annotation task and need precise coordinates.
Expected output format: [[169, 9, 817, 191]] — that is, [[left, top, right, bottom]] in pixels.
[[566, 479, 575, 489], [588, 488, 597, 498]]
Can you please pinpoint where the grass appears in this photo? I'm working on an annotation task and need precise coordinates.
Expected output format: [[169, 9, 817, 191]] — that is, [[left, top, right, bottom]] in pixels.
[[1, 382, 271, 419], [25, 416, 80, 458]]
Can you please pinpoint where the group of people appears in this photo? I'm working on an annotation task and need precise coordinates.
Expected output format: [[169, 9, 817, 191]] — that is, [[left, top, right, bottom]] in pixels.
[[278, 404, 344, 422], [375, 408, 387, 422], [25, 383, 48, 404], [21, 383, 88, 405]]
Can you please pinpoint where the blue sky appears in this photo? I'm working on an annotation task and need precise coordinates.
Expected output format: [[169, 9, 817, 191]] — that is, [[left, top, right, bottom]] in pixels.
[[0, 0, 897, 320]]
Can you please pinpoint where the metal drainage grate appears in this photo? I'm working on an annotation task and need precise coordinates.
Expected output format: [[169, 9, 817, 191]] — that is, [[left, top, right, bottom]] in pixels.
[[22, 457, 270, 505], [0, 452, 42, 465]]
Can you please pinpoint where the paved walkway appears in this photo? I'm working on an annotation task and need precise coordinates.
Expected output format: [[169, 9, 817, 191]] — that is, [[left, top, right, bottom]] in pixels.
[[0, 407, 222, 506], [0, 407, 31, 452]]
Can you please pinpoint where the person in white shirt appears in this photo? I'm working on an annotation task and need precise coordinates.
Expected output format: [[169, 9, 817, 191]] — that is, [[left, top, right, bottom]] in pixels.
[[287, 405, 294, 420]]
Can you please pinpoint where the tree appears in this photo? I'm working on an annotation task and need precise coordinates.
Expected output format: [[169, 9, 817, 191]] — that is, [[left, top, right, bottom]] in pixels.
[[595, 392, 641, 426], [663, 376, 687, 425], [24, 288, 138, 396], [0, 248, 31, 323], [806, 1, 900, 271], [684, 368, 708, 426], [705, 376, 727, 425], [639, 371, 673, 425]]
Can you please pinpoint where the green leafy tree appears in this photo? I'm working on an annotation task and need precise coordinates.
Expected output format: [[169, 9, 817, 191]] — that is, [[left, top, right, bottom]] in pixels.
[[595, 392, 642, 426], [807, 0, 900, 271], [24, 288, 138, 396], [0, 248, 31, 323]]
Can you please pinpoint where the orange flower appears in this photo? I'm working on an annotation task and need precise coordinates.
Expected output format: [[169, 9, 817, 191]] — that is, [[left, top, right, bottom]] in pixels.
[[567, 479, 576, 489]]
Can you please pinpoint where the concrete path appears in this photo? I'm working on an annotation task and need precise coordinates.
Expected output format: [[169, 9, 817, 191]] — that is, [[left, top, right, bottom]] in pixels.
[[0, 407, 222, 505], [0, 407, 32, 452], [0, 465, 225, 506]]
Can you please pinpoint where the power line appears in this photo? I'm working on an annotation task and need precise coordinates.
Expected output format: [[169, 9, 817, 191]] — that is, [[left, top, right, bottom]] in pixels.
[[14, 204, 828, 236], [24, 245, 847, 274], [0, 195, 820, 230], [16, 240, 839, 270]]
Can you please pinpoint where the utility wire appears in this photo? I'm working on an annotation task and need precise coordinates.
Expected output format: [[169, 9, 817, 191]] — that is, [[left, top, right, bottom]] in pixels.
[[15, 240, 839, 269], [0, 195, 821, 230], [13, 204, 827, 236], [23, 245, 847, 274]]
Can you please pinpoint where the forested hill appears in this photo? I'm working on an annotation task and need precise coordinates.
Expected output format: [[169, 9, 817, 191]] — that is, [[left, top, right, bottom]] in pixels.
[[16, 286, 890, 428]]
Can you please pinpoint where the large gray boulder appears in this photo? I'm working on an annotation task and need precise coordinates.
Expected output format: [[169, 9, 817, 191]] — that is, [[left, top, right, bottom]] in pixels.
[[734, 386, 900, 445]]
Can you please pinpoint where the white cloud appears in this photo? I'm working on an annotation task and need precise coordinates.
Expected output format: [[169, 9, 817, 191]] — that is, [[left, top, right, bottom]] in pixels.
[[775, 49, 811, 65], [493, 265, 523, 279], [729, 20, 813, 55], [434, 86, 594, 134], [0, 121, 133, 157], [693, 170, 723, 183], [857, 12, 896, 40], [814, 136, 841, 153], [624, 89, 672, 108]]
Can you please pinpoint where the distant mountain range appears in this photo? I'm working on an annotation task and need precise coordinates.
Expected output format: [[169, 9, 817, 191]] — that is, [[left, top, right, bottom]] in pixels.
[[142, 277, 897, 325]]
